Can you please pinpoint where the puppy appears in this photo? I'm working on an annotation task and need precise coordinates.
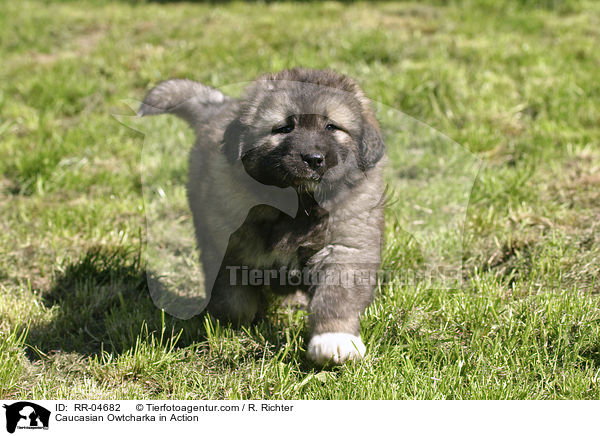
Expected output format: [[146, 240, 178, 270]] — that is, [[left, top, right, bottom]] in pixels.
[[139, 68, 385, 364]]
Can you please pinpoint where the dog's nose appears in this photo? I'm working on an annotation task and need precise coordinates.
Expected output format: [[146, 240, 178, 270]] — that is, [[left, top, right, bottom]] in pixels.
[[301, 153, 325, 170]]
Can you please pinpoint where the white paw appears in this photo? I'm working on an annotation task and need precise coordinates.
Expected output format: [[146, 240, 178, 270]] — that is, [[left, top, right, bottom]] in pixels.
[[307, 333, 366, 365]]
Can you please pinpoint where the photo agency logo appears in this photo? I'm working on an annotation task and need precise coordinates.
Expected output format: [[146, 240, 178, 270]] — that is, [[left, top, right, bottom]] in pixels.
[[115, 75, 482, 321], [2, 402, 50, 434]]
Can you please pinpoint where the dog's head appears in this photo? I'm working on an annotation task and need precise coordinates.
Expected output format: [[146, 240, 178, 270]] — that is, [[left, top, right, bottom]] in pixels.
[[223, 69, 384, 196]]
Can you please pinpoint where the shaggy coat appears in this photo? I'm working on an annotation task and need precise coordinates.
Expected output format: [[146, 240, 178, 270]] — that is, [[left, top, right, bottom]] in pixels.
[[139, 68, 385, 364]]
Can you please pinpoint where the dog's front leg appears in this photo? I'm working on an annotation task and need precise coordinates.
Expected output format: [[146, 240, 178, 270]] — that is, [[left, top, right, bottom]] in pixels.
[[306, 247, 379, 365]]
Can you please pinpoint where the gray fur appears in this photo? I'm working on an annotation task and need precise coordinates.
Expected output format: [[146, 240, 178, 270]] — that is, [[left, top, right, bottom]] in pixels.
[[140, 68, 385, 364], [139, 79, 230, 129]]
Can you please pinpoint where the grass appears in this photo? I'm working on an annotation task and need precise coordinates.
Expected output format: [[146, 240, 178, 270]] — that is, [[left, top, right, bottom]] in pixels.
[[1, 0, 599, 399]]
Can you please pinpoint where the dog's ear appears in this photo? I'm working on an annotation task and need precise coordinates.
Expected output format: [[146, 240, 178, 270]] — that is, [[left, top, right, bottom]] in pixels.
[[222, 119, 246, 163], [358, 118, 385, 171]]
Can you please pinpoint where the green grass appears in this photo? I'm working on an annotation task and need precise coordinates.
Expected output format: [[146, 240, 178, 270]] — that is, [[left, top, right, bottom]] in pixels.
[[1, 0, 599, 399]]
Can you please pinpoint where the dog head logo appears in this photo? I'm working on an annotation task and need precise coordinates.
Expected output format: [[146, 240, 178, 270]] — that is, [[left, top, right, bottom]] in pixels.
[[2, 402, 50, 434]]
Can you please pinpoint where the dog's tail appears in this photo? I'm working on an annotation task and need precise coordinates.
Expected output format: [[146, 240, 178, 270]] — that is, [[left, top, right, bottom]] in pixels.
[[138, 79, 230, 129]]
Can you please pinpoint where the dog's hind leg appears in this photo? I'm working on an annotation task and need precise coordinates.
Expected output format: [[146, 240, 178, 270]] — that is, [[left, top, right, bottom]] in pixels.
[[205, 267, 264, 325]]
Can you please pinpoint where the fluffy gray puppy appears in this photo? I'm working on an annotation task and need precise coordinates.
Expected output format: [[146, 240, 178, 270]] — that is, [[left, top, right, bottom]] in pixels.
[[139, 68, 385, 364]]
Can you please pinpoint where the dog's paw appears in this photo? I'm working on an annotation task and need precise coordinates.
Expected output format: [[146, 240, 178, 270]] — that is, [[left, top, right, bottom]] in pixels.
[[307, 333, 366, 365]]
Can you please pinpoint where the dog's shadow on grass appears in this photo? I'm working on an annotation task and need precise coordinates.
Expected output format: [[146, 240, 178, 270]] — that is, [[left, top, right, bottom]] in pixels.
[[27, 246, 307, 367]]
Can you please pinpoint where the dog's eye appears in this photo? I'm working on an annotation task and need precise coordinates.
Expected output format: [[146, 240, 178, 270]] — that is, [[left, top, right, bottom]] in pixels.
[[325, 123, 339, 131], [272, 125, 294, 134]]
